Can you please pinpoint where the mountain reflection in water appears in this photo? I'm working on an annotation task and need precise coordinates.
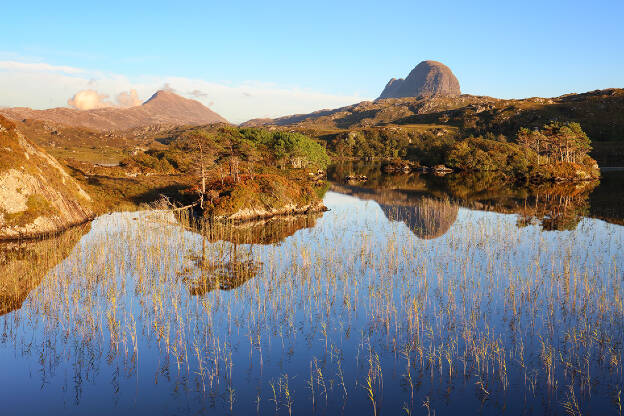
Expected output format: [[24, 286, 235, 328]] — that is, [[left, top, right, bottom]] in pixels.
[[329, 162, 623, 232], [330, 183, 458, 239]]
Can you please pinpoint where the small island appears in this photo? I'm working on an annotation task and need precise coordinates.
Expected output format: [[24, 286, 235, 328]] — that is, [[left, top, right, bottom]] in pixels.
[[127, 125, 330, 220]]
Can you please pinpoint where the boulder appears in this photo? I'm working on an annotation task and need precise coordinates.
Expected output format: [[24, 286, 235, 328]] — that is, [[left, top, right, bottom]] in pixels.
[[382, 160, 415, 173]]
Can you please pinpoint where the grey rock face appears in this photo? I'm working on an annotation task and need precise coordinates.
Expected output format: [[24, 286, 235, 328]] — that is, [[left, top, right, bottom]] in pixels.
[[378, 61, 461, 99]]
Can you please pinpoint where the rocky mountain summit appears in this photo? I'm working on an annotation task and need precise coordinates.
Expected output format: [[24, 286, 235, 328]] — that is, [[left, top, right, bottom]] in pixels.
[[0, 116, 93, 239], [378, 60, 461, 99], [0, 90, 228, 131]]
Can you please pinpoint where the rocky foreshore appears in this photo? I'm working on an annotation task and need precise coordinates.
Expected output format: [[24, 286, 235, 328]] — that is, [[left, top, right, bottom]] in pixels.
[[212, 201, 328, 223], [381, 160, 455, 175]]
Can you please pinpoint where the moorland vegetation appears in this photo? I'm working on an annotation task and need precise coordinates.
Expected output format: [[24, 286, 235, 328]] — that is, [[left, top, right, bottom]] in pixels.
[[327, 121, 598, 181], [68, 125, 331, 221]]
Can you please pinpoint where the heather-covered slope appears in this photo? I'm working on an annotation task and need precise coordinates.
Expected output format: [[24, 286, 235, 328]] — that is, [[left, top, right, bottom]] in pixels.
[[242, 89, 624, 144]]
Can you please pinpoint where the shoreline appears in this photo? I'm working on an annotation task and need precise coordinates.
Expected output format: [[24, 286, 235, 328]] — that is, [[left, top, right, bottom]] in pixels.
[[0, 216, 95, 243], [210, 201, 328, 223]]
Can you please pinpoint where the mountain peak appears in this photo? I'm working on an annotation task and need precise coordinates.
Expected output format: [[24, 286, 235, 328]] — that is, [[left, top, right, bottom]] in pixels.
[[378, 60, 461, 99], [143, 89, 179, 104], [140, 89, 228, 124]]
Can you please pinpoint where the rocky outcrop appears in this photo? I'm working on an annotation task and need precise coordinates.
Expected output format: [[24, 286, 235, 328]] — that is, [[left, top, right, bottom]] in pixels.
[[0, 116, 94, 239], [381, 160, 455, 175], [378, 61, 461, 99], [213, 201, 328, 222], [382, 160, 418, 173]]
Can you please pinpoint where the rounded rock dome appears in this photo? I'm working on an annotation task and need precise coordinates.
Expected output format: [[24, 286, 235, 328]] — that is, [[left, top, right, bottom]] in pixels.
[[378, 60, 461, 99]]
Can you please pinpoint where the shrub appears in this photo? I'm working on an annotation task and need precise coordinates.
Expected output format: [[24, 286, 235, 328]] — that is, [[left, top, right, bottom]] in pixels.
[[123, 152, 176, 173], [446, 137, 538, 178]]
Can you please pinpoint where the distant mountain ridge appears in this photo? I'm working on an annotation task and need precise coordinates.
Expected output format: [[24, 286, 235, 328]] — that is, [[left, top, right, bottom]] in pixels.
[[0, 90, 228, 131]]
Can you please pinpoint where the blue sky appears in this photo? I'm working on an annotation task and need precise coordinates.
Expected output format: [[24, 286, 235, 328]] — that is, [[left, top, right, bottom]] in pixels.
[[1, 0, 622, 122]]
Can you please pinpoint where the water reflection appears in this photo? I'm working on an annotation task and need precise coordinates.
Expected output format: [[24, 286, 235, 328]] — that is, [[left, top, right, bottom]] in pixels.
[[328, 162, 621, 231], [381, 198, 457, 239], [181, 242, 262, 295], [0, 190, 622, 415], [198, 214, 323, 245], [178, 214, 322, 295], [0, 224, 90, 315], [330, 183, 458, 239]]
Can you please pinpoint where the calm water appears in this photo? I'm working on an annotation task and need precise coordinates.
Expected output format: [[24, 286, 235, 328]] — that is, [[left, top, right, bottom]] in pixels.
[[1, 170, 623, 415]]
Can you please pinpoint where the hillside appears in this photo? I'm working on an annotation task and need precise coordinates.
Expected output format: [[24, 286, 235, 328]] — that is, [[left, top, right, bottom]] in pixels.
[[52, 124, 331, 221], [0, 116, 94, 239], [241, 89, 624, 142], [0, 90, 228, 131]]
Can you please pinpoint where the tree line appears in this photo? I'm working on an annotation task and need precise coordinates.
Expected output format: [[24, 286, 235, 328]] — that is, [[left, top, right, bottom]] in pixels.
[[517, 122, 591, 165]]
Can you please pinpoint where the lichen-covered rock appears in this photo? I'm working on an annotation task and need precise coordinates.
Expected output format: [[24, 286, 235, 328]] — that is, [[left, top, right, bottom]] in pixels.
[[0, 116, 93, 239], [378, 61, 461, 99]]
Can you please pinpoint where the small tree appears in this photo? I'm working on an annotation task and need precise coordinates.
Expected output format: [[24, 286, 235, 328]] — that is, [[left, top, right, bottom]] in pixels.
[[189, 131, 217, 209], [565, 122, 591, 163], [216, 161, 226, 186], [517, 127, 547, 165], [243, 144, 262, 180], [228, 155, 241, 183]]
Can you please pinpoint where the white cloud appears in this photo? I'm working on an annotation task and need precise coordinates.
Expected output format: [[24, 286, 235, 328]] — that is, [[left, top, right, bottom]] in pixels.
[[65, 87, 144, 110], [0, 60, 85, 74], [0, 59, 367, 123], [67, 89, 113, 109], [115, 89, 142, 107]]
